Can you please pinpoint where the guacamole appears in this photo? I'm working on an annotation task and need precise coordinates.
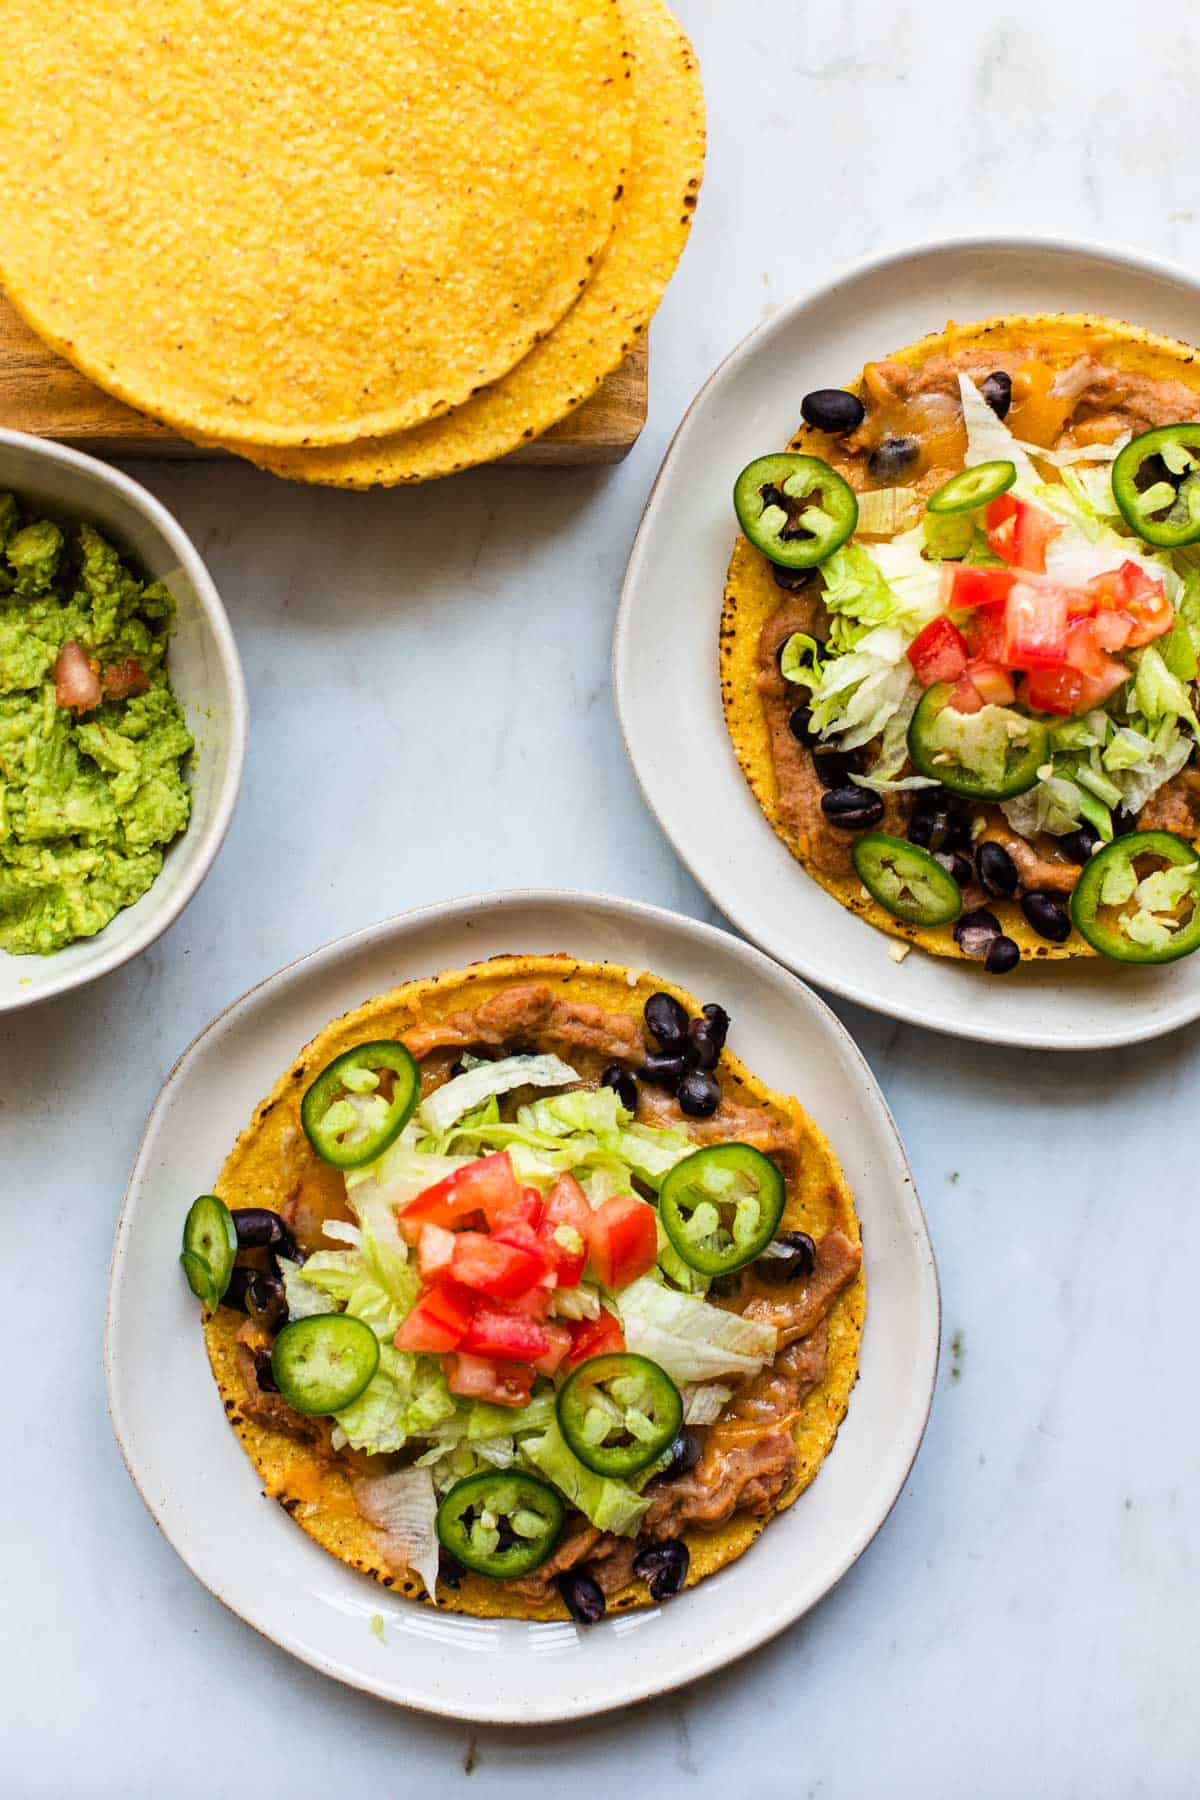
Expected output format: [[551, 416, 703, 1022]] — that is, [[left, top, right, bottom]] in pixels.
[[0, 495, 193, 956]]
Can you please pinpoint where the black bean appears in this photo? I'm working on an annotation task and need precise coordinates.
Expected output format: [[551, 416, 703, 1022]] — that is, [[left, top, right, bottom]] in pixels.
[[600, 1064, 639, 1113], [787, 704, 817, 745], [976, 840, 1019, 899], [1111, 807, 1139, 838], [820, 786, 885, 830], [634, 1540, 691, 1602], [772, 562, 817, 592], [934, 850, 974, 889], [701, 1002, 730, 1048], [1060, 824, 1100, 865], [800, 388, 867, 434], [756, 1230, 817, 1283], [985, 935, 1021, 974], [437, 1549, 465, 1591], [644, 991, 689, 1050], [868, 436, 920, 482], [638, 1053, 689, 1093], [812, 747, 864, 790], [708, 1271, 742, 1300], [980, 371, 1012, 420], [557, 1571, 606, 1625], [954, 908, 1002, 959], [232, 1208, 298, 1261], [252, 1348, 279, 1393], [688, 1002, 729, 1071], [245, 1271, 288, 1333], [1021, 891, 1072, 943], [222, 1267, 253, 1313], [677, 1069, 721, 1118], [662, 1430, 703, 1479]]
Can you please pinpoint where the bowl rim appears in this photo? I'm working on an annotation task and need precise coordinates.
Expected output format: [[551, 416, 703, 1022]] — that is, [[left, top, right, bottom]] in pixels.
[[613, 230, 1200, 1050], [0, 428, 247, 1012], [104, 886, 940, 1722]]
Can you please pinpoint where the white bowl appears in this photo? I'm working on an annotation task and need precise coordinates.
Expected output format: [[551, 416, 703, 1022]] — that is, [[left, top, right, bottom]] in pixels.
[[615, 236, 1200, 1050], [105, 889, 938, 1724], [0, 430, 245, 1011]]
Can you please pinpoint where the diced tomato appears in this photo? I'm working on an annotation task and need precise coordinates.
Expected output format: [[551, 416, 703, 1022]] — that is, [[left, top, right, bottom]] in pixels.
[[961, 599, 1009, 664], [508, 1276, 557, 1320], [460, 1305, 550, 1362], [1084, 560, 1173, 647], [532, 1321, 573, 1378], [946, 673, 984, 714], [1063, 618, 1111, 681], [564, 1307, 626, 1368], [1021, 657, 1129, 717], [1091, 609, 1134, 653], [416, 1222, 457, 1282], [1004, 582, 1069, 669], [397, 1151, 520, 1242], [586, 1195, 659, 1291], [53, 640, 102, 712], [489, 1187, 544, 1232], [906, 615, 969, 686], [393, 1280, 477, 1353], [986, 495, 1061, 573], [449, 1230, 546, 1301], [964, 659, 1015, 706], [942, 563, 1016, 610], [444, 1352, 534, 1408], [102, 657, 150, 700], [537, 1174, 591, 1287]]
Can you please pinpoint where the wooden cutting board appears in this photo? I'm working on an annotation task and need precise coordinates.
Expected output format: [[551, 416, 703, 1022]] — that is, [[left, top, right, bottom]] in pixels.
[[0, 298, 648, 467]]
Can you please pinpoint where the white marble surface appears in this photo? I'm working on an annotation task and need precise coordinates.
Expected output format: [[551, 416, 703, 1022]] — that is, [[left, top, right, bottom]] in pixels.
[[4, 1, 1199, 1792]]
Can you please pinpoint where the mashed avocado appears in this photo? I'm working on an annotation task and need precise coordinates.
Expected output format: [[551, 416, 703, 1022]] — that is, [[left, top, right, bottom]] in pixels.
[[0, 496, 192, 955]]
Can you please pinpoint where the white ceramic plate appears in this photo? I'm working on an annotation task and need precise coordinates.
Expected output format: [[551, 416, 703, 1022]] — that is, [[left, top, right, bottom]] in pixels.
[[106, 890, 938, 1724], [615, 236, 1200, 1050], [0, 431, 245, 1013]]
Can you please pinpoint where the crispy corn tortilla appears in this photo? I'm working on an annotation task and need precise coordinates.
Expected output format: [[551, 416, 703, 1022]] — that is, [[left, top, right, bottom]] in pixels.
[[0, 0, 631, 448], [234, 0, 705, 485], [203, 955, 863, 1621], [720, 311, 1200, 962]]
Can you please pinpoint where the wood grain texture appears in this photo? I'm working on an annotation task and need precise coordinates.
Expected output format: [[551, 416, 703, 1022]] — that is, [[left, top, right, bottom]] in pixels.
[[0, 298, 648, 468]]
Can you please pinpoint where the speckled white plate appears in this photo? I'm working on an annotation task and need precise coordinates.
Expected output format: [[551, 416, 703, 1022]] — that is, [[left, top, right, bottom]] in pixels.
[[105, 890, 938, 1724], [615, 236, 1200, 1049]]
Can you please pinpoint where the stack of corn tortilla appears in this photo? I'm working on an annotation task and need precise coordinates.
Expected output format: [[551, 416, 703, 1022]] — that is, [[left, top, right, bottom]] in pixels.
[[0, 0, 703, 486]]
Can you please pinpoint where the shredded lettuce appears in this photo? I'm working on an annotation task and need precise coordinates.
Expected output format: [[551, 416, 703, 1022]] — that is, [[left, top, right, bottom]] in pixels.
[[520, 1420, 654, 1537], [418, 1053, 581, 1139], [353, 1466, 441, 1599], [616, 1275, 776, 1382], [958, 374, 1039, 488], [681, 1382, 732, 1426]]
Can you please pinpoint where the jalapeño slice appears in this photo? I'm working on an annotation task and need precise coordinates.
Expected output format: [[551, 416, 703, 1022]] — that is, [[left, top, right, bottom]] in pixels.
[[301, 1039, 420, 1170], [435, 1471, 565, 1580], [908, 682, 1049, 800], [270, 1314, 380, 1414], [180, 1194, 237, 1308], [556, 1353, 683, 1478], [852, 832, 964, 927], [926, 459, 1016, 516], [1111, 425, 1200, 548], [1069, 829, 1200, 963], [733, 452, 859, 569], [659, 1143, 786, 1277]]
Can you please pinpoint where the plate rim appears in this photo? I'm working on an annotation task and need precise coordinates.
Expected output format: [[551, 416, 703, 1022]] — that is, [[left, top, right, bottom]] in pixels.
[[104, 886, 940, 1723], [614, 231, 1200, 1051]]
